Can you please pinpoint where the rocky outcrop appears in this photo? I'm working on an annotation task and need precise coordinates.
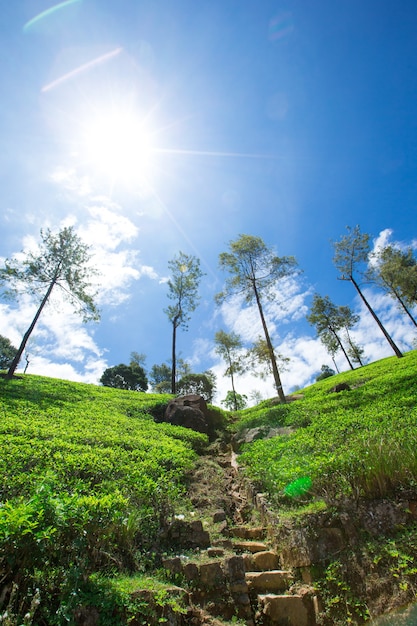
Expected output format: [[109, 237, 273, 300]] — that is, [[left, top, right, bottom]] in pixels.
[[164, 395, 210, 434]]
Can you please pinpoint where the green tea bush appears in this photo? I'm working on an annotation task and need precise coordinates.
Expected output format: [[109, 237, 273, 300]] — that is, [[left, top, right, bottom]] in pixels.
[[238, 351, 417, 508], [0, 375, 207, 622]]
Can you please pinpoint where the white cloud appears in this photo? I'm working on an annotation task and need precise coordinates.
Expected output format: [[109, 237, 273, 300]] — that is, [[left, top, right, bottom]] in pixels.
[[50, 167, 92, 196], [0, 200, 161, 382]]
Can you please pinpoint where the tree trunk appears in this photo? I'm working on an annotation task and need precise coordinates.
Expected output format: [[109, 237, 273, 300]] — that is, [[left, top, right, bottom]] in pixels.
[[6, 278, 56, 379], [350, 275, 403, 358], [330, 326, 354, 370], [391, 288, 417, 328], [171, 317, 179, 395], [229, 364, 238, 411], [253, 283, 286, 402]]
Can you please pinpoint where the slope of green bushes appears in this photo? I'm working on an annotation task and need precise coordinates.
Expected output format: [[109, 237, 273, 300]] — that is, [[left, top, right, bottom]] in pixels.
[[0, 375, 206, 624], [237, 350, 417, 508]]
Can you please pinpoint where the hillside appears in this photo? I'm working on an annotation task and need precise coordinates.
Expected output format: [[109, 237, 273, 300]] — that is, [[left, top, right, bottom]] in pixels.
[[1, 352, 417, 625]]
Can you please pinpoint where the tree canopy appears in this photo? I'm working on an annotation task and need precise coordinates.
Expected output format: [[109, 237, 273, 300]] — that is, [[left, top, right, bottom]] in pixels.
[[216, 234, 299, 402], [368, 245, 417, 327], [0, 226, 100, 378], [332, 226, 402, 359], [0, 335, 17, 370], [100, 362, 148, 391], [164, 252, 204, 393], [214, 329, 247, 411], [176, 371, 216, 403]]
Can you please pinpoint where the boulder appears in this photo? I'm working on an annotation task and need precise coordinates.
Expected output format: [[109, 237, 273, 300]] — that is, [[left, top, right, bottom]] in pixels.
[[164, 395, 209, 434], [330, 382, 351, 393]]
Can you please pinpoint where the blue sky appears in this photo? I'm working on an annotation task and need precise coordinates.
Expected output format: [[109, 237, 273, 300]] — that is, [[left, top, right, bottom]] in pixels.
[[1, 0, 416, 404]]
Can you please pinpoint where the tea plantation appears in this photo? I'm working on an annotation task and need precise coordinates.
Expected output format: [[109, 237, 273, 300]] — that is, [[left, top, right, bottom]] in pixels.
[[1, 350, 417, 625], [0, 376, 207, 624]]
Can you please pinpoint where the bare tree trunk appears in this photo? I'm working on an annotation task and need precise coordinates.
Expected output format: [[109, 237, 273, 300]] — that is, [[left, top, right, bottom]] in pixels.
[[253, 283, 286, 402], [350, 275, 403, 358], [391, 289, 417, 328], [330, 326, 354, 370], [171, 317, 179, 395], [229, 363, 238, 411], [6, 279, 56, 379]]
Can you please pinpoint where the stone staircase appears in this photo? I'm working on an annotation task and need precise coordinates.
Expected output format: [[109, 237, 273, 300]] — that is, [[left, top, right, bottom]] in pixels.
[[161, 444, 318, 625]]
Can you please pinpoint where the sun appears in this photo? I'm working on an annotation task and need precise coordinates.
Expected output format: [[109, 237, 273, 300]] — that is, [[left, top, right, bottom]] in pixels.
[[81, 108, 156, 189]]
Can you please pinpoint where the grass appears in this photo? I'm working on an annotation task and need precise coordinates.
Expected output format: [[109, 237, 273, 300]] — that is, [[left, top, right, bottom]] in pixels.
[[235, 350, 417, 508], [0, 374, 207, 624], [1, 351, 417, 624]]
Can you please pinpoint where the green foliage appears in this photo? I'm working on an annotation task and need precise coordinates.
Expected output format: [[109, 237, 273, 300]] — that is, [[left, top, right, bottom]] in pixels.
[[216, 234, 300, 401], [164, 251, 205, 393], [0, 226, 100, 378], [307, 294, 361, 369], [247, 336, 290, 379], [176, 370, 216, 402], [369, 244, 417, 308], [100, 362, 148, 391], [0, 334, 17, 370], [316, 364, 336, 381], [332, 226, 403, 359], [318, 559, 370, 625], [236, 351, 417, 508], [0, 374, 206, 622], [149, 362, 171, 392], [222, 390, 248, 411], [317, 525, 417, 625], [164, 252, 204, 331]]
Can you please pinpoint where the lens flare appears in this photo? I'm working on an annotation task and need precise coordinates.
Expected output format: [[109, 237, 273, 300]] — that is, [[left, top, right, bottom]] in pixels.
[[23, 0, 82, 32], [284, 476, 312, 498], [41, 49, 122, 93]]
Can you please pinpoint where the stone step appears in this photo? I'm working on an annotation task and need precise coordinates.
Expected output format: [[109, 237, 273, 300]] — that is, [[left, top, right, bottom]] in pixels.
[[257, 593, 313, 626], [229, 525, 266, 540], [245, 570, 294, 593], [234, 540, 270, 553], [243, 550, 280, 572]]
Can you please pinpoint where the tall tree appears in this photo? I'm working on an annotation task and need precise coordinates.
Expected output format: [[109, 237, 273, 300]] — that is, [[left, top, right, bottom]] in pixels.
[[164, 252, 204, 394], [332, 225, 403, 358], [368, 245, 417, 328], [0, 226, 100, 378], [214, 329, 247, 411], [221, 390, 248, 411], [307, 294, 355, 369], [216, 234, 299, 402], [338, 305, 365, 367], [247, 336, 290, 380]]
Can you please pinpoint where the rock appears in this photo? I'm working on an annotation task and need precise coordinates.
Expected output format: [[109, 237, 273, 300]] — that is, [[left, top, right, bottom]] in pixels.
[[258, 593, 311, 626], [245, 570, 294, 592], [213, 509, 226, 523], [229, 526, 266, 540], [234, 541, 269, 553], [199, 562, 225, 587], [225, 555, 246, 582], [162, 556, 183, 574], [232, 426, 294, 451], [183, 562, 199, 581], [207, 547, 224, 558], [164, 518, 210, 549], [330, 382, 351, 393], [164, 395, 209, 434], [252, 550, 280, 571]]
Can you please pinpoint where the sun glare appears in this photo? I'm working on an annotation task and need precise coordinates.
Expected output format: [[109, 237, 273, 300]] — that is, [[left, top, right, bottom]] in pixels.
[[81, 110, 155, 189]]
